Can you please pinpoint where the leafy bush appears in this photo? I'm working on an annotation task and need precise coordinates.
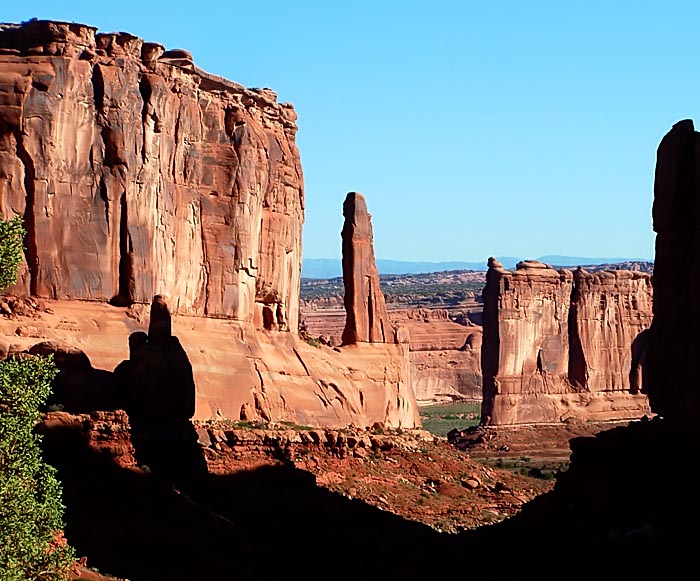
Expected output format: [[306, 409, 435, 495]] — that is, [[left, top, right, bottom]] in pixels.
[[0, 215, 25, 291], [0, 355, 75, 580], [0, 215, 74, 580]]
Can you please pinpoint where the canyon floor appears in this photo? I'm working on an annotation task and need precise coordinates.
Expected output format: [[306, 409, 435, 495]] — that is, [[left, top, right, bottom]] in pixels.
[[42, 411, 636, 581]]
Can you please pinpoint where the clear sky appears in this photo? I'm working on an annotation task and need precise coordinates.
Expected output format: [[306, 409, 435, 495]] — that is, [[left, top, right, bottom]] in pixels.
[[4, 1, 697, 263]]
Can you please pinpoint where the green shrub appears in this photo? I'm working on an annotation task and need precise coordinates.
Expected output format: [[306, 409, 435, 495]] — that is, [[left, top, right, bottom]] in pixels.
[[0, 215, 74, 580], [0, 215, 25, 291], [0, 355, 75, 580]]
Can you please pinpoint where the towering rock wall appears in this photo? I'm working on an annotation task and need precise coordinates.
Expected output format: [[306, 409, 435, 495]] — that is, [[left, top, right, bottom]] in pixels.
[[481, 259, 651, 425], [0, 21, 420, 429], [341, 192, 394, 344], [0, 20, 302, 330], [570, 269, 653, 394], [649, 119, 700, 418]]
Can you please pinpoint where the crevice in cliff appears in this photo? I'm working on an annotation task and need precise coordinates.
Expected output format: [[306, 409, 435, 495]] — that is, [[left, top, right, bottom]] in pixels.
[[109, 192, 134, 306], [199, 198, 210, 315], [91, 64, 104, 115], [567, 279, 588, 389], [15, 131, 38, 295], [138, 75, 152, 164], [367, 279, 375, 342], [98, 177, 109, 233], [292, 347, 310, 376]]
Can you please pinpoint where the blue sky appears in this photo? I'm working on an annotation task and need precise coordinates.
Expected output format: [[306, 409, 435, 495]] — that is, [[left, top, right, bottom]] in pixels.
[[4, 1, 697, 263]]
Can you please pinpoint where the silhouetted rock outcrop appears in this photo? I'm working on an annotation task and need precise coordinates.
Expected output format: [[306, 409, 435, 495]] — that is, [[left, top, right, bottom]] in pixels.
[[648, 119, 700, 418]]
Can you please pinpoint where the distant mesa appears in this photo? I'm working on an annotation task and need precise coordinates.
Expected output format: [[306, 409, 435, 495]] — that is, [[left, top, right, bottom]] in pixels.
[[480, 259, 653, 425], [301, 256, 653, 279]]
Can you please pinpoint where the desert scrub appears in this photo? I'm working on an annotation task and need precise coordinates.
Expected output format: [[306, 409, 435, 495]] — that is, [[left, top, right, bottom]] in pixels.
[[0, 215, 75, 580], [0, 355, 75, 580], [419, 401, 481, 436]]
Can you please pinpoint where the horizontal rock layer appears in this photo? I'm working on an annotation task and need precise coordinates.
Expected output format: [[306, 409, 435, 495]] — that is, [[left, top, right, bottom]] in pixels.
[[481, 259, 652, 425], [1, 299, 419, 428]]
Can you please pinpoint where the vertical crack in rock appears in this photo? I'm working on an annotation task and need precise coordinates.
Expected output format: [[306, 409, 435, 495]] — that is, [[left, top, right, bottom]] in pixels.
[[198, 198, 209, 315], [138, 75, 152, 164], [110, 193, 134, 306], [91, 63, 105, 116], [98, 177, 110, 233], [15, 132, 38, 295], [567, 275, 587, 389], [292, 347, 310, 376]]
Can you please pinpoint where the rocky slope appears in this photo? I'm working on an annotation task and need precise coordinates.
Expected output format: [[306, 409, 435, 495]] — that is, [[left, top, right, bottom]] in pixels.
[[0, 20, 418, 429]]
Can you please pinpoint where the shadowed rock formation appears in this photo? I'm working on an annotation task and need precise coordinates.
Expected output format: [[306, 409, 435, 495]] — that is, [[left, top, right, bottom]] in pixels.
[[118, 295, 206, 485], [341, 192, 394, 345], [648, 119, 700, 418], [481, 258, 651, 425]]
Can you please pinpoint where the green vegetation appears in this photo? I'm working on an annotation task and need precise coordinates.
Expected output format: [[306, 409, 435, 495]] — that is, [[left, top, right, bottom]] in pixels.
[[0, 215, 25, 291], [197, 418, 315, 431], [479, 456, 569, 480], [0, 216, 74, 580], [419, 401, 481, 436], [303, 336, 322, 348]]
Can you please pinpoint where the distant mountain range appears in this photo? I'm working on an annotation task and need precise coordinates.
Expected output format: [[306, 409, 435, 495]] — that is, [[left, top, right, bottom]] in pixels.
[[301, 256, 652, 279]]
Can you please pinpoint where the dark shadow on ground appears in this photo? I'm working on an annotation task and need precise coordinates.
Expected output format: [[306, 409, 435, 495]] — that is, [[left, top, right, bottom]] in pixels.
[[41, 415, 696, 581], [41, 421, 445, 581]]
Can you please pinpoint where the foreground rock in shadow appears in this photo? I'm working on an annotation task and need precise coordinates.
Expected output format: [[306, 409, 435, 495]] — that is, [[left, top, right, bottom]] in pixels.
[[649, 119, 700, 418]]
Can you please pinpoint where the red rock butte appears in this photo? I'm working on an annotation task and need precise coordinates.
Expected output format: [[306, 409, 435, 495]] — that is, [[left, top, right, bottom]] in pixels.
[[0, 20, 419, 429], [480, 258, 652, 425]]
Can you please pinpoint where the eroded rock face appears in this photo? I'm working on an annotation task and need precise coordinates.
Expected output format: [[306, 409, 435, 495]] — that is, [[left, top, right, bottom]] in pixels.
[[481, 258, 651, 425], [570, 269, 653, 394], [341, 192, 394, 344], [0, 19, 303, 330], [648, 119, 700, 419], [0, 21, 420, 429], [390, 308, 482, 404]]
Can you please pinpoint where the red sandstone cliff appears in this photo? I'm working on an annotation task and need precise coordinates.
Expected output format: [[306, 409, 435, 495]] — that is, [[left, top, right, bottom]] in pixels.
[[481, 258, 651, 425], [0, 21, 419, 429], [0, 20, 302, 329]]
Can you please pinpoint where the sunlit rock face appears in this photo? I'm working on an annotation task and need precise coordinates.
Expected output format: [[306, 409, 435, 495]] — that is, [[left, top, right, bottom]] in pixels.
[[0, 19, 303, 330], [648, 119, 700, 419], [481, 259, 651, 425], [341, 192, 394, 345], [389, 308, 482, 405], [0, 20, 421, 429]]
